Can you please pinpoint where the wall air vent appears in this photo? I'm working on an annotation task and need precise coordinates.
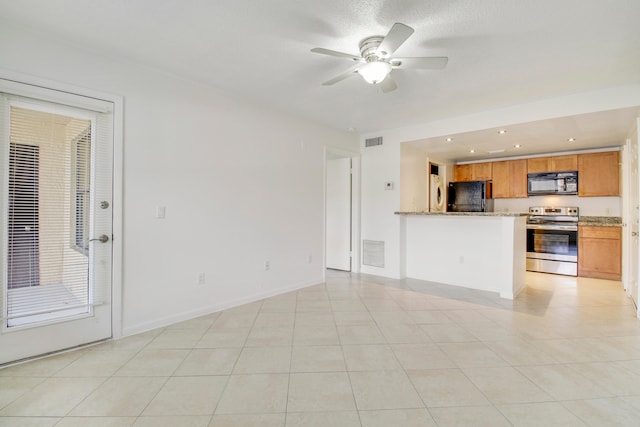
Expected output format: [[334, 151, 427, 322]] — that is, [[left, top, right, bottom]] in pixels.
[[362, 240, 385, 268], [365, 136, 383, 148]]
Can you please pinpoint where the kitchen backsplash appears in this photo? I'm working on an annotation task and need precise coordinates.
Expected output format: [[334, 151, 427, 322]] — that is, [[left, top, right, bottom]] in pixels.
[[493, 195, 621, 216]]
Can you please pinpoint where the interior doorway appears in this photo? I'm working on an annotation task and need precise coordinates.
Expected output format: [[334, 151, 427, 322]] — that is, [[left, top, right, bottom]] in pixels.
[[325, 149, 358, 272]]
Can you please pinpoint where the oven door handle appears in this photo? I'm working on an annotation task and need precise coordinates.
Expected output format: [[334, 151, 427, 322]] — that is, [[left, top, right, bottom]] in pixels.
[[526, 224, 578, 231]]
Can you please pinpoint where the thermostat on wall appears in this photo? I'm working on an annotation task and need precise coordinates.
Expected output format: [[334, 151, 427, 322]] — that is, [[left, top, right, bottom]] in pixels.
[[384, 181, 394, 190]]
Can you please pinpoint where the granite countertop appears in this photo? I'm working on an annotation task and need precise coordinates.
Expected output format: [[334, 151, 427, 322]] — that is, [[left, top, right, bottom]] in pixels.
[[578, 216, 623, 227], [395, 211, 529, 217], [396, 212, 623, 224]]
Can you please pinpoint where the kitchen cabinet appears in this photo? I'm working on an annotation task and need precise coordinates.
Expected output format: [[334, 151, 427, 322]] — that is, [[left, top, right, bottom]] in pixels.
[[453, 162, 492, 182], [578, 226, 621, 280], [527, 155, 578, 173], [552, 155, 578, 172], [492, 159, 528, 198], [578, 151, 620, 196], [453, 164, 472, 181]]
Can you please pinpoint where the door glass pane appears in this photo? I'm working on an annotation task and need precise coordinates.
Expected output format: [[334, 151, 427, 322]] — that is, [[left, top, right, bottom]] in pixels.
[[8, 143, 40, 289], [5, 106, 93, 327]]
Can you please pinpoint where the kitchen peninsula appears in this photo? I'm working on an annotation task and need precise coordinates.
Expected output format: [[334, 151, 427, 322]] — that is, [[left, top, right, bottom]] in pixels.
[[396, 211, 529, 299]]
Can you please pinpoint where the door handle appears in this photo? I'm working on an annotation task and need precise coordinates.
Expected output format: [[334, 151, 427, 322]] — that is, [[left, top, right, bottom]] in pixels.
[[632, 232, 639, 237], [90, 235, 110, 243]]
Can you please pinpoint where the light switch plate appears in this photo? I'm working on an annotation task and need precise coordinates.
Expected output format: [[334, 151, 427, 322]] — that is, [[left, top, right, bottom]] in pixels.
[[156, 206, 166, 219]]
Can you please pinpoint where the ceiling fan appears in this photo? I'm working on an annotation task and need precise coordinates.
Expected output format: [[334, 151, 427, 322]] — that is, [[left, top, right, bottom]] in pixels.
[[311, 22, 448, 93]]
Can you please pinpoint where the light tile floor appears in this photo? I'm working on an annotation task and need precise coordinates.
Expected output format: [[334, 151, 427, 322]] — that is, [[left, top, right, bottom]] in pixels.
[[1, 271, 640, 426]]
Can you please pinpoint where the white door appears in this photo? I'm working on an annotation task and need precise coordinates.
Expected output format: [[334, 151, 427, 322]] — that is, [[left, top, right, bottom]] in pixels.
[[326, 157, 351, 271], [628, 121, 640, 310], [0, 89, 113, 365]]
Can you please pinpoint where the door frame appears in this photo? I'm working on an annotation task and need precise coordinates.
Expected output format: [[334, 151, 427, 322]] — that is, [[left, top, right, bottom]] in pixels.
[[0, 70, 124, 340], [324, 147, 360, 275], [622, 118, 640, 317]]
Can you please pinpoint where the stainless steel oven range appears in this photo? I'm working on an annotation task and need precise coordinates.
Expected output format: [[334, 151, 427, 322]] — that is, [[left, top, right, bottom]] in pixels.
[[526, 206, 579, 276]]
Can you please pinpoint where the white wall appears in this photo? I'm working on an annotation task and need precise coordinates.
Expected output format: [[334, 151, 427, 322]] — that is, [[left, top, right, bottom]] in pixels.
[[0, 22, 358, 335], [360, 141, 403, 278], [400, 144, 428, 212], [404, 215, 526, 299], [361, 84, 640, 279]]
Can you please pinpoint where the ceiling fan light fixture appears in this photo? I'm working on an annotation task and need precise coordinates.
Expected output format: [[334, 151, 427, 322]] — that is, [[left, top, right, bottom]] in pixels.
[[358, 61, 392, 84]]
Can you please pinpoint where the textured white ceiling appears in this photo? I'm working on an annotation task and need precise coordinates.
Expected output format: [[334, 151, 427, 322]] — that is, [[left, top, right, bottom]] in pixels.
[[1, 0, 639, 154]]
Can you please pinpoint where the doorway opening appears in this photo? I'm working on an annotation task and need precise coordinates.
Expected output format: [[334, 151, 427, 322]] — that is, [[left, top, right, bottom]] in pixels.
[[325, 149, 359, 273]]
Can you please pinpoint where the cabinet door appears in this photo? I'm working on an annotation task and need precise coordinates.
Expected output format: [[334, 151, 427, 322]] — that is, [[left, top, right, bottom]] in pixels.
[[551, 155, 577, 172], [492, 161, 510, 198], [454, 164, 473, 181], [509, 159, 528, 197], [578, 226, 621, 280], [527, 157, 550, 173], [473, 162, 493, 180], [578, 151, 620, 196], [492, 159, 527, 198]]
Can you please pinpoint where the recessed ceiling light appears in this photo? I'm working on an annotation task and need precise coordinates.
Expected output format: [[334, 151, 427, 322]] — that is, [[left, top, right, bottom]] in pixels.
[[568, 137, 576, 142], [498, 130, 507, 135], [514, 144, 521, 148], [446, 137, 453, 142], [469, 149, 475, 153]]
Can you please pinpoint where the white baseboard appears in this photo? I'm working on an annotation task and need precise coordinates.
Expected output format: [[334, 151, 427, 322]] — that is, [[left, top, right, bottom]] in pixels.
[[121, 277, 323, 337]]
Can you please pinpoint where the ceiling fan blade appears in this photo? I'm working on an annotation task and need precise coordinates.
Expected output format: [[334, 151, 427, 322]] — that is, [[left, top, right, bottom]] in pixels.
[[322, 66, 360, 86], [391, 57, 449, 69], [376, 23, 414, 58], [380, 76, 397, 93], [311, 47, 361, 61]]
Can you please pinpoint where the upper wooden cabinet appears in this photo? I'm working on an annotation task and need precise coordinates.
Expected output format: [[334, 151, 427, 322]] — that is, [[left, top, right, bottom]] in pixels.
[[453, 162, 492, 182], [552, 155, 578, 172], [473, 162, 493, 181], [453, 164, 472, 181], [527, 155, 578, 173], [578, 151, 620, 196], [450, 150, 620, 198], [492, 159, 528, 198]]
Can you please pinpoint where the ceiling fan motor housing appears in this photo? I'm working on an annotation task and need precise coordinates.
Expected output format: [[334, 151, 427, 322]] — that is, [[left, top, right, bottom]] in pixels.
[[359, 36, 385, 61]]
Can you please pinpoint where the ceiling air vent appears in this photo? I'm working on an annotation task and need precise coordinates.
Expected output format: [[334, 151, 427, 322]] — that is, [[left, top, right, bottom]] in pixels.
[[365, 136, 383, 148]]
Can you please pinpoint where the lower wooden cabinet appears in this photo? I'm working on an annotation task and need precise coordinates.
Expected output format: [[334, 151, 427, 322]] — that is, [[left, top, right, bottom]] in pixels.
[[578, 226, 621, 280]]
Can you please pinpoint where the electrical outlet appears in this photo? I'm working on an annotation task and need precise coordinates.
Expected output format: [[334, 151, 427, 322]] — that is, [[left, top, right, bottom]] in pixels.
[[197, 272, 205, 285], [307, 255, 312, 264], [264, 261, 270, 271], [459, 256, 464, 264]]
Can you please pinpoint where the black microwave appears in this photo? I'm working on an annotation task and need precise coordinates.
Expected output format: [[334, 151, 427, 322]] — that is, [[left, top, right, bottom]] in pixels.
[[527, 171, 578, 196]]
